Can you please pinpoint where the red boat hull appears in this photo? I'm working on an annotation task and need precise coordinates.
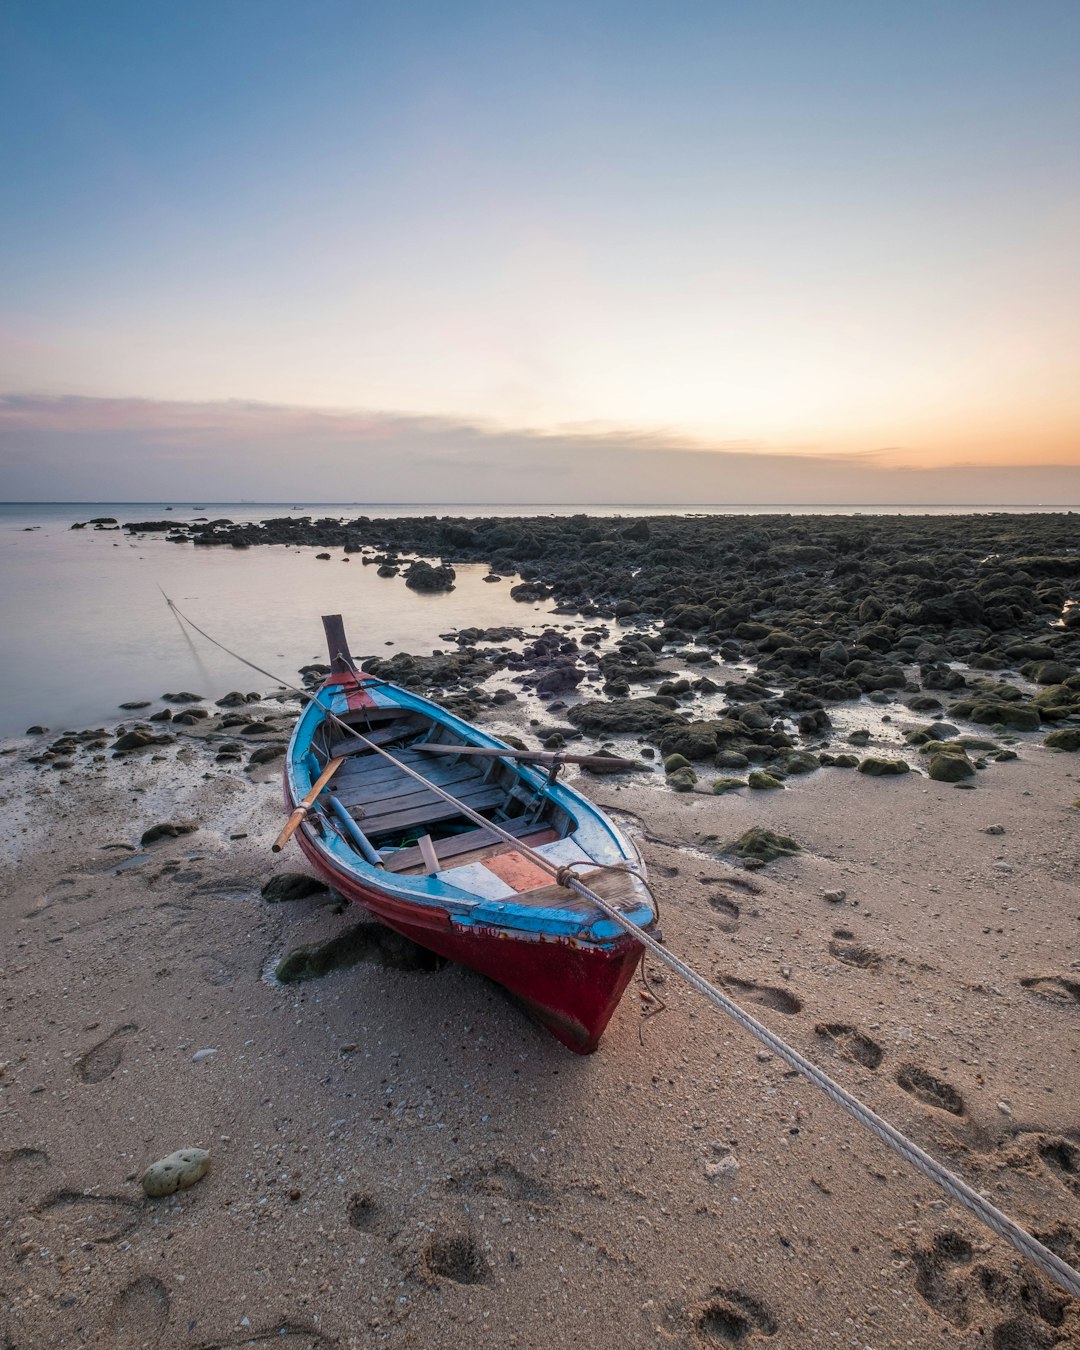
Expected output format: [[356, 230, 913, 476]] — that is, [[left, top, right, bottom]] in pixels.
[[292, 825, 643, 1053]]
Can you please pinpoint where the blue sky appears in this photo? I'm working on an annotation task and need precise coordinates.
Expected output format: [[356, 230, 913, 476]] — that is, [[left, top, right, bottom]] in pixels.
[[1, 1, 1078, 499]]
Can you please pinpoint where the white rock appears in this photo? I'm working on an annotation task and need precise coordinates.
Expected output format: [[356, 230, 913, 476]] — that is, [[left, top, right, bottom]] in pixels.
[[704, 1154, 739, 1182], [141, 1147, 211, 1198], [191, 1048, 218, 1063]]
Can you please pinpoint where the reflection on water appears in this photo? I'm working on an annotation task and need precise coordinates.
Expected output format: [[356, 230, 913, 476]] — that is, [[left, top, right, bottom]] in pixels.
[[0, 509, 547, 736]]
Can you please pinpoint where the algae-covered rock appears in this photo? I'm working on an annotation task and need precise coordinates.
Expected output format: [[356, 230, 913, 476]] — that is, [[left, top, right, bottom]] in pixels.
[[783, 751, 820, 775], [994, 748, 1019, 761], [712, 777, 748, 794], [140, 819, 198, 845], [1045, 728, 1080, 751], [820, 752, 859, 768], [566, 697, 686, 738], [663, 753, 692, 773], [141, 1147, 210, 1198], [261, 873, 329, 902], [667, 765, 698, 792], [115, 729, 175, 752], [966, 701, 1041, 732], [247, 741, 287, 766], [1032, 660, 1074, 684], [724, 827, 802, 863], [748, 770, 785, 790], [857, 757, 910, 777], [928, 750, 976, 782], [714, 749, 750, 769]]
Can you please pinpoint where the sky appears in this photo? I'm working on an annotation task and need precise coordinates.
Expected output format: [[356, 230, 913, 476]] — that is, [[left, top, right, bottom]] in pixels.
[[1, 0, 1078, 503]]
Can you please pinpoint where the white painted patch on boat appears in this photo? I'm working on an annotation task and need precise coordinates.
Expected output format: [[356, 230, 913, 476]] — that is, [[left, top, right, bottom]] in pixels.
[[436, 861, 517, 901], [534, 837, 594, 867]]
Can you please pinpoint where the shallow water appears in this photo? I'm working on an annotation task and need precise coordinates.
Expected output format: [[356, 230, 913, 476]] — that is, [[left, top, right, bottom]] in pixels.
[[3, 500, 1072, 737], [1, 505, 547, 735]]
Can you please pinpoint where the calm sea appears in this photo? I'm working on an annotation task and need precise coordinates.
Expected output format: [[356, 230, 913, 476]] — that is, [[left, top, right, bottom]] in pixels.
[[2, 501, 1072, 737]]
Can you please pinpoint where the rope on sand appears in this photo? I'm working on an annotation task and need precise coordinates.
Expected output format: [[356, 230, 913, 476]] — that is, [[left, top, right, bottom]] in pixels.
[[162, 594, 1080, 1301]]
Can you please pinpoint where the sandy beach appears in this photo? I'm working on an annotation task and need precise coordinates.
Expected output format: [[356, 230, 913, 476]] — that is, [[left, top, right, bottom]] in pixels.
[[2, 623, 1078, 1348]]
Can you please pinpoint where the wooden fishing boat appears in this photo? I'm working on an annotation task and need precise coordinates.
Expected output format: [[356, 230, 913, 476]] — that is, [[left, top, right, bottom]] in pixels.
[[280, 616, 656, 1052]]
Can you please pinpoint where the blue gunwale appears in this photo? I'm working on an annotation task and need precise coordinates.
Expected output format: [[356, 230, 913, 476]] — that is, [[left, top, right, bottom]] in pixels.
[[285, 680, 652, 945]]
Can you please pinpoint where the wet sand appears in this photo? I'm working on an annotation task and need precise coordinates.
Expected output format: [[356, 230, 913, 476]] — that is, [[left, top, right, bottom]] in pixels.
[[2, 700, 1078, 1349]]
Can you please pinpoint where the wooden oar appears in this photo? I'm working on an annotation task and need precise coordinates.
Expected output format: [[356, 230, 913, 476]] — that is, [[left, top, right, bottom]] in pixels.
[[413, 743, 639, 772], [272, 756, 344, 852]]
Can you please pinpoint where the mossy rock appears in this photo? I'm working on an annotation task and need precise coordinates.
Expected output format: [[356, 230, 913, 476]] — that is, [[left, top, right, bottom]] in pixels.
[[262, 873, 329, 903], [967, 701, 1041, 732], [820, 752, 859, 768], [857, 757, 910, 777], [667, 765, 698, 792], [724, 827, 802, 864], [994, 748, 1019, 761], [1032, 660, 1074, 684], [748, 770, 785, 790], [712, 777, 748, 794], [663, 752, 692, 773], [904, 729, 933, 746], [1045, 728, 1080, 751], [928, 750, 976, 782], [954, 735, 1000, 751], [783, 751, 821, 775], [714, 749, 750, 769]]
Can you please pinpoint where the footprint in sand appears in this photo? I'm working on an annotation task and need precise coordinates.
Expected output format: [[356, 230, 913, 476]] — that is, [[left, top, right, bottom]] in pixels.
[[26, 1190, 142, 1250], [813, 1023, 883, 1069], [195, 951, 244, 987], [346, 1191, 381, 1232], [895, 1064, 964, 1116], [0, 1147, 49, 1184], [1019, 975, 1080, 1007], [719, 976, 802, 1016], [827, 932, 883, 971], [107, 1275, 170, 1347], [154, 901, 196, 932], [911, 1230, 977, 1327], [908, 1229, 1069, 1347], [693, 1287, 777, 1344], [1035, 1137, 1080, 1196], [421, 1229, 492, 1286], [708, 895, 740, 931], [75, 1023, 137, 1084], [447, 1158, 558, 1208]]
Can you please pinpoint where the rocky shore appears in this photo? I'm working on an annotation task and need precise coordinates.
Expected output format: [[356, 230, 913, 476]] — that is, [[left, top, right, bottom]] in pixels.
[[4, 512, 1079, 1347]]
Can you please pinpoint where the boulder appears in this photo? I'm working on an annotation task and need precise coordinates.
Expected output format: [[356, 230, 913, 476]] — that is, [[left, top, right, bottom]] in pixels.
[[141, 819, 198, 845], [857, 757, 910, 776], [261, 873, 329, 902], [404, 561, 456, 592], [928, 750, 976, 781], [724, 828, 802, 863]]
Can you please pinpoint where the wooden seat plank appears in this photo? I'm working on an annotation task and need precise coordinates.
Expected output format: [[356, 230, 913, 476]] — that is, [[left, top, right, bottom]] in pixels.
[[334, 754, 482, 795], [334, 764, 486, 810], [381, 819, 554, 873], [358, 785, 507, 837]]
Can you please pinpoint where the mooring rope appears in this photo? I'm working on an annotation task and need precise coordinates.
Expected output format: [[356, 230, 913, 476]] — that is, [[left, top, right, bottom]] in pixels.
[[162, 595, 1080, 1300]]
